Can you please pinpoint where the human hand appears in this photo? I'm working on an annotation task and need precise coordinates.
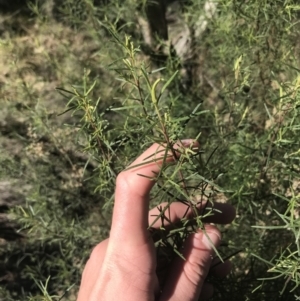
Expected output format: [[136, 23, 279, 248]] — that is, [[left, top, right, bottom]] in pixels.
[[77, 140, 235, 301]]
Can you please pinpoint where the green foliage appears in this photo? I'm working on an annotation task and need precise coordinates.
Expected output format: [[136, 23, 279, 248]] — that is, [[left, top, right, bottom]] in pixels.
[[1, 0, 300, 300]]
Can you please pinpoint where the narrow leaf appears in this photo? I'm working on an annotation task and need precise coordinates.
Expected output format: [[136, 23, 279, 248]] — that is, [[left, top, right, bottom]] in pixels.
[[161, 70, 179, 94]]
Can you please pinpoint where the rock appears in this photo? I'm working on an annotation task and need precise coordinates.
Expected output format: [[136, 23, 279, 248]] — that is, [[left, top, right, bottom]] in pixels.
[[0, 213, 23, 241], [0, 181, 25, 242], [0, 181, 24, 211]]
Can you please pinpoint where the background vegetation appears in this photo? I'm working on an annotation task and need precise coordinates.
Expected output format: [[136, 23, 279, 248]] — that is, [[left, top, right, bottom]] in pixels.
[[0, 0, 300, 300]]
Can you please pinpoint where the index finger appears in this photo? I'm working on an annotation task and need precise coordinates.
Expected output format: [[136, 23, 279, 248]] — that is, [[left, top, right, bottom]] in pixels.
[[109, 140, 199, 246]]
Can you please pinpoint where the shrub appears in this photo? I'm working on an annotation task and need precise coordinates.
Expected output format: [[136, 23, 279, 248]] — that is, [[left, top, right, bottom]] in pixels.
[[0, 0, 300, 300]]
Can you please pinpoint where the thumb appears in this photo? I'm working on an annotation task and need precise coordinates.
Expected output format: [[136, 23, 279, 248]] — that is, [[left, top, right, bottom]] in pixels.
[[160, 225, 221, 301]]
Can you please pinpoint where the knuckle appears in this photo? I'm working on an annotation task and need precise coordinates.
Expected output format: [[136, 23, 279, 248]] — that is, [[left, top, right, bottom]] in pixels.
[[116, 171, 131, 192], [90, 242, 104, 259]]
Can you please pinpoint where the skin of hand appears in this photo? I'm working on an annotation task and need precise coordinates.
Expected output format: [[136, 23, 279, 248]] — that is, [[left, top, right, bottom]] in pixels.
[[77, 140, 236, 301]]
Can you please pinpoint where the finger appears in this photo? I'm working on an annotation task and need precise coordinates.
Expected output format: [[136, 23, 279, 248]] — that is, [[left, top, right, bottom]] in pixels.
[[197, 260, 232, 300], [149, 201, 235, 229], [160, 225, 220, 301], [209, 259, 232, 278], [77, 239, 109, 301], [110, 140, 199, 246], [199, 282, 214, 300]]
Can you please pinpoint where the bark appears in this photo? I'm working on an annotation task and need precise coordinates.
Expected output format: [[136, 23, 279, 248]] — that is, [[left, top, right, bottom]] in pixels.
[[145, 0, 168, 40]]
